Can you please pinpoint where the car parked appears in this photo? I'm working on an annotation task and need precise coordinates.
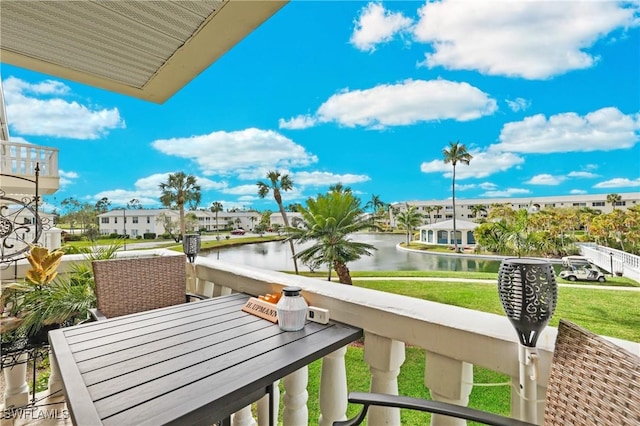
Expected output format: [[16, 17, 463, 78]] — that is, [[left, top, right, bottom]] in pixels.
[[230, 229, 246, 235]]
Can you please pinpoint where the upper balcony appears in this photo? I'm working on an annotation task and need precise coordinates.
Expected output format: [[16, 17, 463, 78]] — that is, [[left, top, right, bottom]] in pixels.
[[0, 140, 59, 196]]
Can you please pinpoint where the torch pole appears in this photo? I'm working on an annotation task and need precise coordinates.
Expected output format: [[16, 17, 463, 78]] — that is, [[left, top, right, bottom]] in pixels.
[[519, 344, 538, 424]]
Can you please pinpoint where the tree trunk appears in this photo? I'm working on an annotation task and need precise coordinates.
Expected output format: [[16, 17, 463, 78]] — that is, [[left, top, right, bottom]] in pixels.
[[179, 204, 185, 238], [334, 261, 352, 285], [277, 202, 299, 274], [452, 166, 459, 252]]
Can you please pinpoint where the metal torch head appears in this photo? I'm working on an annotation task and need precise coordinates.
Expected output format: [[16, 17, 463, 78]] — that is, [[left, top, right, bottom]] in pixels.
[[498, 258, 558, 347], [182, 234, 201, 263]]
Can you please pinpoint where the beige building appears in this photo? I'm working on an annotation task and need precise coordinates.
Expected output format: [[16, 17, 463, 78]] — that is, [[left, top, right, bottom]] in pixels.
[[390, 192, 640, 227]]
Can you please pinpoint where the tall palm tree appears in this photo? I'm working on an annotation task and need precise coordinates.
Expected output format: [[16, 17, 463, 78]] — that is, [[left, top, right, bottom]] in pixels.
[[159, 172, 201, 238], [396, 204, 423, 245], [286, 189, 376, 284], [210, 201, 224, 237], [607, 193, 622, 210], [257, 170, 299, 274], [443, 141, 473, 252]]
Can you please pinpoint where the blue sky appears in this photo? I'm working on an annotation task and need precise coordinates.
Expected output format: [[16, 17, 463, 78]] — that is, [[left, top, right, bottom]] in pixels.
[[2, 1, 639, 213]]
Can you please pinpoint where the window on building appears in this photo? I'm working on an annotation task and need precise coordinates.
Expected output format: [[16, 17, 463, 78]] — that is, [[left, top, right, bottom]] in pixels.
[[133, 217, 139, 224], [614, 201, 626, 206], [592, 202, 605, 207], [572, 203, 586, 207], [101, 217, 109, 224], [544, 203, 555, 207], [114, 217, 118, 224], [147, 216, 151, 223]]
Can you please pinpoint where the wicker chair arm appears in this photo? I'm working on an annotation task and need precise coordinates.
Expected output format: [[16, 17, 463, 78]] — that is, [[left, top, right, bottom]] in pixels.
[[334, 392, 534, 426]]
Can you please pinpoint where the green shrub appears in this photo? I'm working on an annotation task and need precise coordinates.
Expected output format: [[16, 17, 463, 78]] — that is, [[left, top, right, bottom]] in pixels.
[[63, 234, 82, 242], [136, 235, 142, 240], [143, 233, 156, 239]]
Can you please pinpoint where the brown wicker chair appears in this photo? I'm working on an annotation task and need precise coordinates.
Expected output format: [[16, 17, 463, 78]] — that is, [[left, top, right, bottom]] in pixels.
[[91, 254, 204, 320], [336, 320, 640, 426]]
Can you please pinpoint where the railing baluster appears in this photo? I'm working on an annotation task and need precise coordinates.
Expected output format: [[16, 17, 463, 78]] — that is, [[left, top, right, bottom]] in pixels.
[[364, 332, 405, 425]]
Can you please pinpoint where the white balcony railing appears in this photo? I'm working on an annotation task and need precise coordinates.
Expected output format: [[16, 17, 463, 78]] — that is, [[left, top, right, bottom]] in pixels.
[[0, 141, 59, 178], [3, 249, 639, 425]]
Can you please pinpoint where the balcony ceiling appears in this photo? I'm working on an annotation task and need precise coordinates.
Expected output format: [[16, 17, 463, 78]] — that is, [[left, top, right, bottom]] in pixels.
[[0, 0, 287, 103]]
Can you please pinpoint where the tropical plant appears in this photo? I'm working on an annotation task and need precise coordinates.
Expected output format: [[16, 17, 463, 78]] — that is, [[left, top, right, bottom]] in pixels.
[[257, 170, 299, 274], [443, 141, 473, 252], [210, 201, 224, 238], [607, 193, 622, 210], [127, 198, 143, 210], [185, 212, 199, 233], [1, 242, 121, 342], [156, 212, 180, 242], [286, 189, 376, 284], [470, 204, 487, 221], [396, 204, 423, 245], [159, 172, 201, 238]]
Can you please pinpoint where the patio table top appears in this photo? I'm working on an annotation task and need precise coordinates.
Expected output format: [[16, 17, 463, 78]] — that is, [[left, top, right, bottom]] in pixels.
[[49, 293, 362, 425]]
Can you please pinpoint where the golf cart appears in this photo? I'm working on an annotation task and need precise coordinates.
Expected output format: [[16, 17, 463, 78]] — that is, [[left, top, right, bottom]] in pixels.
[[559, 256, 606, 282]]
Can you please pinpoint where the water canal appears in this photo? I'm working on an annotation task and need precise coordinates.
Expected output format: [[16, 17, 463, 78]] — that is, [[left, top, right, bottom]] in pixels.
[[205, 233, 503, 273]]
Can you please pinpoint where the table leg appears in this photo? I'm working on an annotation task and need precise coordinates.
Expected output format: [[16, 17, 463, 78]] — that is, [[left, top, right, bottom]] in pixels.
[[267, 383, 274, 426]]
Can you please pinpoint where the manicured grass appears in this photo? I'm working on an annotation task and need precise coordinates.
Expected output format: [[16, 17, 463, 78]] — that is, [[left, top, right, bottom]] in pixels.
[[354, 280, 640, 341]]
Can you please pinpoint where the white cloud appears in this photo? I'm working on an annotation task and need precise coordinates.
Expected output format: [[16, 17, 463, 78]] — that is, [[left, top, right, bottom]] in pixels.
[[526, 174, 566, 185], [92, 189, 159, 207], [221, 184, 264, 196], [570, 189, 588, 195], [92, 172, 226, 206], [479, 182, 498, 190], [593, 178, 640, 188], [152, 128, 318, 177], [505, 97, 531, 112], [481, 188, 531, 197], [278, 115, 317, 130], [3, 77, 125, 139], [350, 2, 413, 52], [412, 0, 639, 79], [420, 150, 524, 180], [455, 183, 476, 191], [59, 169, 79, 187], [491, 107, 640, 153], [568, 171, 600, 179], [317, 79, 497, 128], [292, 171, 370, 186]]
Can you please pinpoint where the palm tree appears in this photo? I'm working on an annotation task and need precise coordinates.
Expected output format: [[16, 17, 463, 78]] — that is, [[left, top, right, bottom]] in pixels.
[[607, 193, 622, 210], [365, 194, 386, 231], [210, 201, 223, 237], [159, 172, 201, 238], [443, 141, 473, 252], [257, 170, 299, 274], [470, 204, 487, 222], [396, 204, 423, 245], [286, 189, 376, 284]]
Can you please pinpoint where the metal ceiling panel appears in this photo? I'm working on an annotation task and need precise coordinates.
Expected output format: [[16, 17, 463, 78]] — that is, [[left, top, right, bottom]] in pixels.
[[0, 0, 288, 103]]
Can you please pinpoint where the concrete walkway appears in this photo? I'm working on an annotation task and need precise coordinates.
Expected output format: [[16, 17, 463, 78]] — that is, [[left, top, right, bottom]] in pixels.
[[351, 276, 640, 292]]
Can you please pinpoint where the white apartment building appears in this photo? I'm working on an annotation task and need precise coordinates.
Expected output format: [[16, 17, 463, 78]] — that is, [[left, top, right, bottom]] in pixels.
[[390, 192, 640, 227], [97, 209, 262, 237], [269, 212, 303, 227]]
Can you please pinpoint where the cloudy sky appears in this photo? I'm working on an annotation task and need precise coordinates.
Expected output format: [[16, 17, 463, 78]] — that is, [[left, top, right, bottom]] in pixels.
[[2, 1, 639, 212]]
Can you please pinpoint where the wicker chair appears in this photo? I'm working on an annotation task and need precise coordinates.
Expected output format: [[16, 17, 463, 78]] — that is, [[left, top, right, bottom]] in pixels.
[[91, 254, 204, 320], [336, 320, 640, 426]]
